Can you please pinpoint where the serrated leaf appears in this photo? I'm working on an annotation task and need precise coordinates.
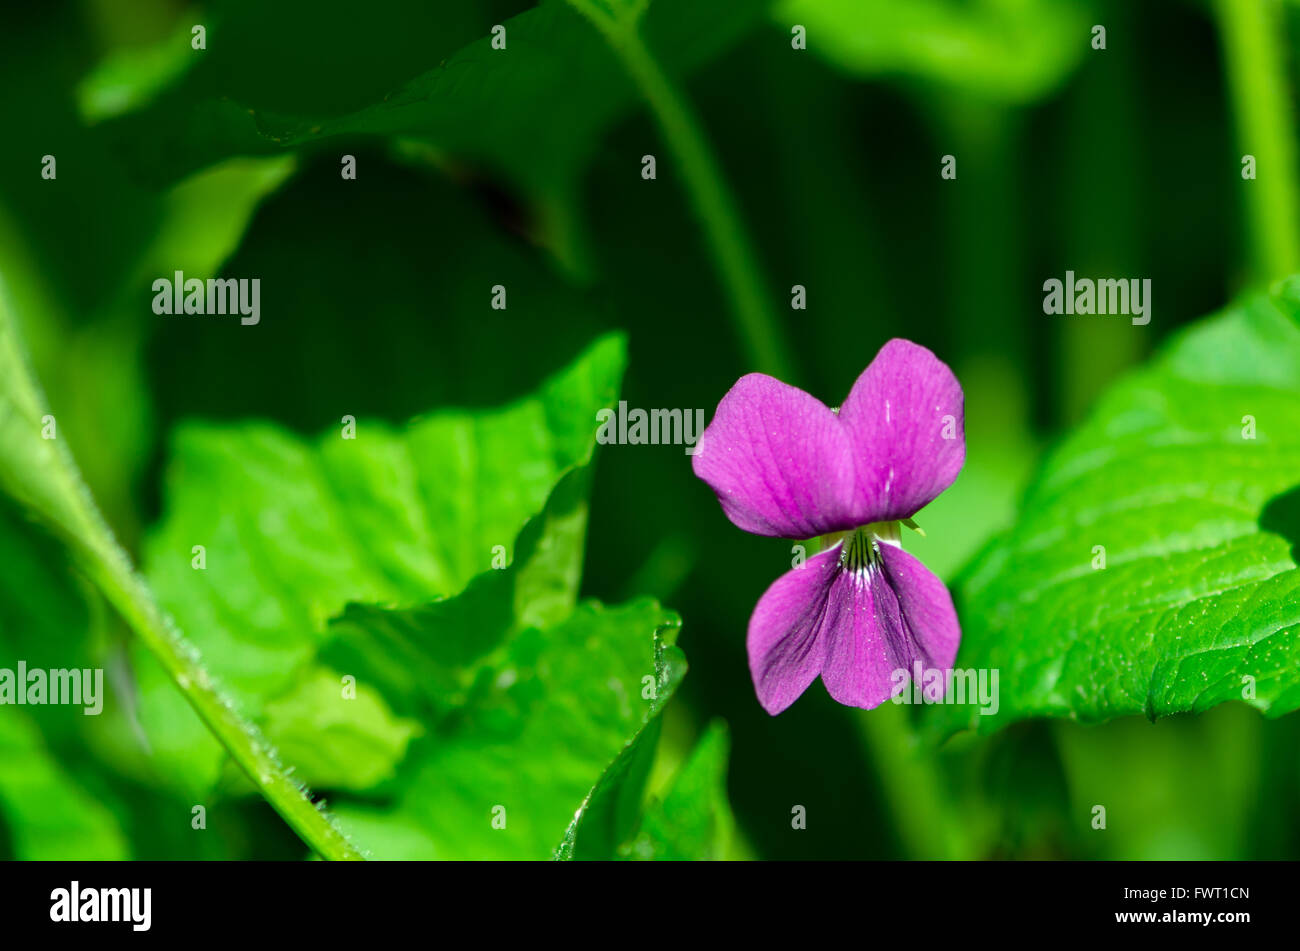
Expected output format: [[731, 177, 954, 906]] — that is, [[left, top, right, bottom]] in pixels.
[[324, 454, 690, 861], [333, 598, 686, 859], [137, 334, 625, 794], [620, 718, 732, 860], [553, 718, 662, 860], [324, 462, 597, 718], [932, 282, 1300, 737]]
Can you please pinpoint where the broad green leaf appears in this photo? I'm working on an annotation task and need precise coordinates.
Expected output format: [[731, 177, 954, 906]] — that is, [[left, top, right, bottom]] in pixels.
[[332, 597, 686, 859], [136, 334, 625, 794], [147, 332, 622, 686], [328, 457, 687, 860], [260, 670, 421, 792], [324, 462, 598, 718], [777, 0, 1091, 103], [98, 0, 770, 196], [620, 719, 733, 860], [933, 281, 1300, 737], [0, 151, 295, 849], [0, 711, 128, 860], [553, 719, 662, 859]]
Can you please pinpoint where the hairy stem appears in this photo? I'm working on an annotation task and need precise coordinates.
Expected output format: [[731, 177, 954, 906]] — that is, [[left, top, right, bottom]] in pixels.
[[569, 1, 794, 379], [0, 291, 363, 861], [1214, 0, 1300, 282], [79, 542, 362, 860]]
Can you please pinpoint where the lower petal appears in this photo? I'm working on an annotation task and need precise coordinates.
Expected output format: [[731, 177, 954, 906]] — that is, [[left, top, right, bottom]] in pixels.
[[747, 546, 841, 715], [878, 543, 961, 676], [821, 544, 961, 709], [820, 568, 904, 710]]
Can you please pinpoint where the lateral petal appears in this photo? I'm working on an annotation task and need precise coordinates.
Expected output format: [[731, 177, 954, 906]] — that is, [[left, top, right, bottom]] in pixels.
[[693, 373, 858, 537], [747, 546, 842, 715], [837, 339, 965, 522]]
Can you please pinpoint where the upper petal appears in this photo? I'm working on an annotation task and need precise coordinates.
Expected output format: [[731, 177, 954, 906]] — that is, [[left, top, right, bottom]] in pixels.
[[837, 339, 965, 522], [747, 546, 841, 715], [821, 542, 961, 709], [693, 373, 858, 537]]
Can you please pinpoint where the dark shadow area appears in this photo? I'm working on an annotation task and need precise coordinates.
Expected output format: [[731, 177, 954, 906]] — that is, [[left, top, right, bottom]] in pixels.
[[1261, 484, 1300, 564]]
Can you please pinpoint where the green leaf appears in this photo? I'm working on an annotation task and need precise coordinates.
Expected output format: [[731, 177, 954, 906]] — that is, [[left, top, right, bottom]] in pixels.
[[260, 670, 421, 792], [556, 717, 736, 862], [1, 245, 366, 860], [933, 281, 1300, 737], [0, 711, 129, 860], [98, 0, 770, 195], [137, 334, 625, 794], [776, 0, 1091, 103], [620, 719, 733, 860], [333, 597, 686, 859], [324, 454, 690, 860], [324, 461, 598, 719], [553, 718, 663, 860]]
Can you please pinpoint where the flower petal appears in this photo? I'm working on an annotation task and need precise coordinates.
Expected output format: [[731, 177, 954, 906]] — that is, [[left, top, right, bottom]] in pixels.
[[821, 544, 961, 709], [878, 543, 961, 674], [693, 373, 857, 537], [818, 570, 905, 710], [747, 546, 841, 715], [838, 339, 965, 522]]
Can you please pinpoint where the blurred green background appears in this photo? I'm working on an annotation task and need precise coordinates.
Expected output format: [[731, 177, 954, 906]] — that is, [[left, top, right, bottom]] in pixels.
[[1, 0, 1297, 860]]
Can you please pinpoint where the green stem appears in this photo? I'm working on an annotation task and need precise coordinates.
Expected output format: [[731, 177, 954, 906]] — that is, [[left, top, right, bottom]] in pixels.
[[569, 1, 794, 380], [858, 703, 974, 859], [1214, 0, 1300, 282], [0, 295, 362, 861]]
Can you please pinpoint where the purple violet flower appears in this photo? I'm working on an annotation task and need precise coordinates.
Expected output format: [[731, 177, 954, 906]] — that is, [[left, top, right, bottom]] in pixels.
[[693, 339, 965, 715]]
